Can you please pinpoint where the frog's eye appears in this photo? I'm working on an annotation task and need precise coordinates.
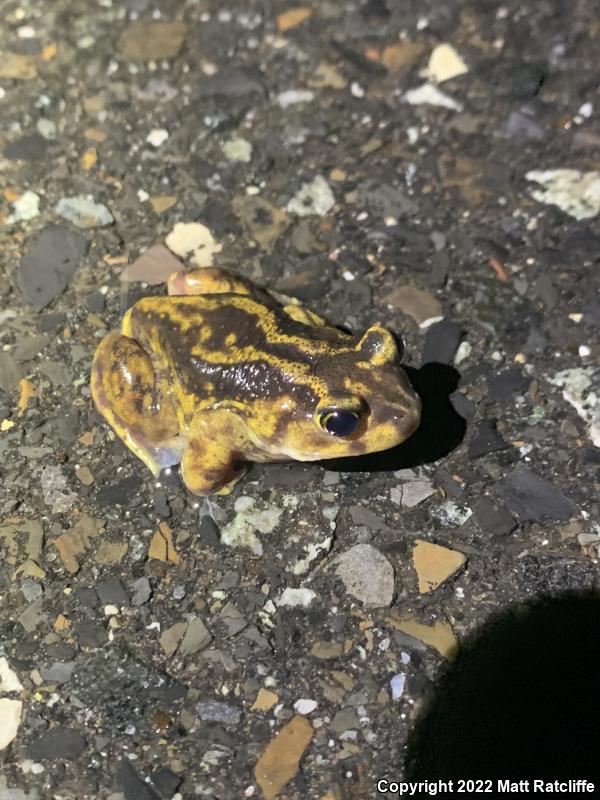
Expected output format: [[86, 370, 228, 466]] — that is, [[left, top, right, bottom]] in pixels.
[[319, 409, 362, 437]]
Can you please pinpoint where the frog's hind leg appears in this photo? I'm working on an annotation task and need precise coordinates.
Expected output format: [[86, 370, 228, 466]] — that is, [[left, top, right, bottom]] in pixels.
[[91, 333, 184, 476], [167, 268, 255, 297]]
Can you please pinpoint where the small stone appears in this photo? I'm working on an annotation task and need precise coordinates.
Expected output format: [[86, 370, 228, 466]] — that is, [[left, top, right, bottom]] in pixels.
[[51, 515, 104, 574], [195, 701, 242, 725], [41, 465, 77, 513], [309, 62, 347, 89], [76, 622, 106, 649], [116, 760, 160, 800], [310, 641, 343, 659], [75, 466, 94, 485], [28, 727, 86, 761], [55, 196, 113, 228], [5, 191, 41, 224], [487, 368, 530, 402], [131, 577, 152, 606], [146, 129, 169, 148], [497, 466, 576, 522], [335, 544, 395, 607], [95, 541, 128, 565], [40, 661, 75, 684], [232, 195, 289, 252], [13, 336, 49, 361], [277, 588, 317, 608], [423, 319, 463, 364], [119, 21, 188, 61], [19, 226, 88, 310], [388, 615, 458, 660], [220, 602, 248, 637], [221, 138, 253, 162], [357, 181, 416, 218], [221, 499, 282, 556], [548, 367, 599, 446], [331, 708, 358, 734], [148, 523, 180, 564], [505, 108, 545, 141], [37, 118, 57, 139], [0, 353, 22, 392], [96, 578, 129, 606], [526, 169, 600, 220], [165, 222, 222, 267], [390, 673, 406, 700], [294, 698, 317, 715], [198, 66, 266, 99], [81, 147, 97, 171], [179, 617, 212, 656], [158, 622, 186, 658], [4, 134, 47, 161], [390, 480, 436, 508], [386, 285, 442, 326], [120, 243, 184, 285], [276, 89, 315, 109], [151, 767, 182, 798], [149, 196, 176, 214], [198, 516, 220, 547], [254, 716, 313, 800], [276, 7, 313, 31], [286, 176, 335, 217], [412, 539, 467, 593], [425, 43, 468, 83], [0, 657, 24, 693], [381, 42, 426, 71], [430, 501, 473, 527], [468, 420, 509, 458], [404, 83, 463, 111], [251, 688, 279, 711], [0, 52, 37, 80], [473, 497, 517, 537], [0, 699, 22, 751]]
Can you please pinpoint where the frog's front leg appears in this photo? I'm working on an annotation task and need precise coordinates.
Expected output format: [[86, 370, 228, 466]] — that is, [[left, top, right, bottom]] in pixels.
[[91, 333, 183, 476], [180, 408, 250, 496]]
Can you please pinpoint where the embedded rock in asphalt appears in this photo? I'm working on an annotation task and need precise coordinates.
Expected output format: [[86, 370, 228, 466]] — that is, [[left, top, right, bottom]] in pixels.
[[334, 543, 395, 608], [18, 226, 88, 310], [497, 466, 576, 521]]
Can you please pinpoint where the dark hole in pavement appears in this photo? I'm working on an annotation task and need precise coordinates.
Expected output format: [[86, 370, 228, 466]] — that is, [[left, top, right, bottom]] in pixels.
[[405, 591, 600, 783], [321, 363, 467, 473]]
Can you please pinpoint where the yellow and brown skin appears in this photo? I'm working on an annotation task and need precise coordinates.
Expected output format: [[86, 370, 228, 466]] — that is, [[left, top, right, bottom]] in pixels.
[[91, 267, 421, 495]]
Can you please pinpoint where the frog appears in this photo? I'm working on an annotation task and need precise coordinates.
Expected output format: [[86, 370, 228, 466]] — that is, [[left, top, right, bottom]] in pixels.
[[91, 267, 421, 496]]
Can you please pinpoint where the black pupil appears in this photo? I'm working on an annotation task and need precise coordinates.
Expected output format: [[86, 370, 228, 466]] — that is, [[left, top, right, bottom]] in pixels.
[[323, 410, 360, 437]]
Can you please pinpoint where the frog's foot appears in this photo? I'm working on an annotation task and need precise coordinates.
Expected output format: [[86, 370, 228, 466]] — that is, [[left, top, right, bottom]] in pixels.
[[167, 268, 255, 297], [180, 408, 250, 495], [91, 333, 183, 477]]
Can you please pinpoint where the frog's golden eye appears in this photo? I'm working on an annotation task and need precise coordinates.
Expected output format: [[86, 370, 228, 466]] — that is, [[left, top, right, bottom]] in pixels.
[[319, 409, 362, 437]]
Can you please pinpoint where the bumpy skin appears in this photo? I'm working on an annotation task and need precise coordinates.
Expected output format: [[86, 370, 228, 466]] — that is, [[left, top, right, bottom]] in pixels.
[[91, 267, 421, 495]]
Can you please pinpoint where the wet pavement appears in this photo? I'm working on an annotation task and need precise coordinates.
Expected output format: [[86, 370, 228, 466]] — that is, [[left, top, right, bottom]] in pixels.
[[1, 0, 600, 798]]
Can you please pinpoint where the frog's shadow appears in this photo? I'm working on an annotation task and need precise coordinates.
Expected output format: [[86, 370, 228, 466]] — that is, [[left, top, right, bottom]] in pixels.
[[320, 363, 466, 473]]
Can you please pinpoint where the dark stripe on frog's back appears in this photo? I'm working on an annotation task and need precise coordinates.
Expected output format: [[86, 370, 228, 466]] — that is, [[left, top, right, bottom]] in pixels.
[[127, 294, 330, 407]]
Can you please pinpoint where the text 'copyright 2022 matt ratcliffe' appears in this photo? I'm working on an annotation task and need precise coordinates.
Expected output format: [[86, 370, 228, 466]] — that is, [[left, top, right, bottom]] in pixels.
[[376, 779, 596, 796]]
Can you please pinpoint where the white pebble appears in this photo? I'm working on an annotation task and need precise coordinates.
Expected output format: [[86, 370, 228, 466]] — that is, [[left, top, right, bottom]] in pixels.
[[579, 345, 591, 358], [146, 128, 169, 147], [390, 673, 406, 701], [294, 698, 318, 715], [17, 25, 36, 38]]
